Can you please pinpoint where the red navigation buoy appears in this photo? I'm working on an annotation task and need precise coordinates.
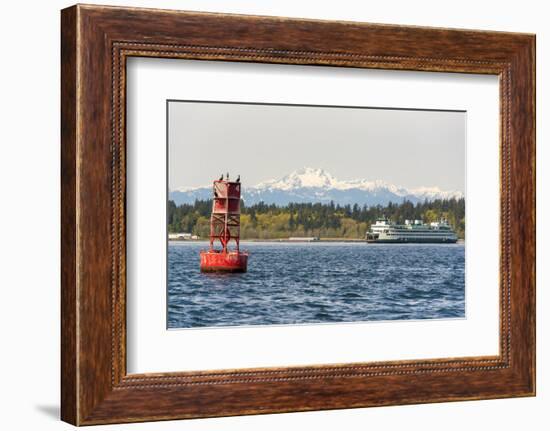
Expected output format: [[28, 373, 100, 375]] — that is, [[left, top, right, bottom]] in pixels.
[[200, 177, 248, 273]]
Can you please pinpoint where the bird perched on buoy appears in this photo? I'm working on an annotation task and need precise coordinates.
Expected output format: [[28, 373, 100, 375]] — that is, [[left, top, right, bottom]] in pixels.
[[236, 175, 240, 183], [219, 174, 223, 181], [226, 172, 229, 181]]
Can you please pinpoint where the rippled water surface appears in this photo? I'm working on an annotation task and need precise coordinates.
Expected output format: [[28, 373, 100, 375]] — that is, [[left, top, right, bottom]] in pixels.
[[168, 241, 465, 329]]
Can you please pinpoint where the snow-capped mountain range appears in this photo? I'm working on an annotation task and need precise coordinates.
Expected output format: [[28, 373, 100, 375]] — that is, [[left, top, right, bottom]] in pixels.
[[169, 167, 463, 207]]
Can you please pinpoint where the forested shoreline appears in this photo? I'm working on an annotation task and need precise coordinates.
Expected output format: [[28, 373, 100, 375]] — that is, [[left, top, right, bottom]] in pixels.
[[168, 198, 465, 240]]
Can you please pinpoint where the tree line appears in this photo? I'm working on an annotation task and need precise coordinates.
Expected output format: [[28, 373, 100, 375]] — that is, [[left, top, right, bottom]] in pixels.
[[168, 198, 465, 240]]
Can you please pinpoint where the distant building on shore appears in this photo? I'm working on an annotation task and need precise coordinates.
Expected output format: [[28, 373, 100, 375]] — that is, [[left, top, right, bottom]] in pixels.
[[168, 232, 200, 240], [288, 236, 320, 242]]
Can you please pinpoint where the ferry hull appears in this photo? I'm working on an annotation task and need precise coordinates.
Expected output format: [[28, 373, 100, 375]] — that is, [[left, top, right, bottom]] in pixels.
[[200, 250, 248, 273], [366, 238, 458, 244]]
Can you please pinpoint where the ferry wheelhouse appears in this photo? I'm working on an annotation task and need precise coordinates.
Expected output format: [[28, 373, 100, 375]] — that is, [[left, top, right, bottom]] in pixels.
[[366, 217, 458, 244]]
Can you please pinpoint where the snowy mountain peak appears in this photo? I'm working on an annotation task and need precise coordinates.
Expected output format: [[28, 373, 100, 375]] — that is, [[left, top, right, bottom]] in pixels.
[[257, 167, 339, 190], [170, 168, 463, 207]]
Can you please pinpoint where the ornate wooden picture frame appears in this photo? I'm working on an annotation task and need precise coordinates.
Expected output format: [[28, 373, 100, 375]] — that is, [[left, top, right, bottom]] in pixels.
[[61, 4, 535, 425]]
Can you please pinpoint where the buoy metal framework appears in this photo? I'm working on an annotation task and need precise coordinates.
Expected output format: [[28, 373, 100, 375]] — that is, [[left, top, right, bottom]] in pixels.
[[199, 179, 248, 273]]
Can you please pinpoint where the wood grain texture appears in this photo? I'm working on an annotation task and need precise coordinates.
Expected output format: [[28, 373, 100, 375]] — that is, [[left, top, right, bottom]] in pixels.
[[60, 5, 78, 425], [60, 4, 536, 425]]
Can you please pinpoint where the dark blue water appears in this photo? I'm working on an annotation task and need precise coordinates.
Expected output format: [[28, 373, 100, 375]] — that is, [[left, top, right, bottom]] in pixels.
[[167, 242, 465, 329]]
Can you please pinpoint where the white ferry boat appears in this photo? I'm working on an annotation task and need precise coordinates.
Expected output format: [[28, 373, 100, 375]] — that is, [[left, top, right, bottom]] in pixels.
[[366, 217, 458, 244]]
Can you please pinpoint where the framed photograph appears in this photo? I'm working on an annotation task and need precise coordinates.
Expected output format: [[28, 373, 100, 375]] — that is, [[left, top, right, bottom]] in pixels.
[[61, 4, 535, 425]]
